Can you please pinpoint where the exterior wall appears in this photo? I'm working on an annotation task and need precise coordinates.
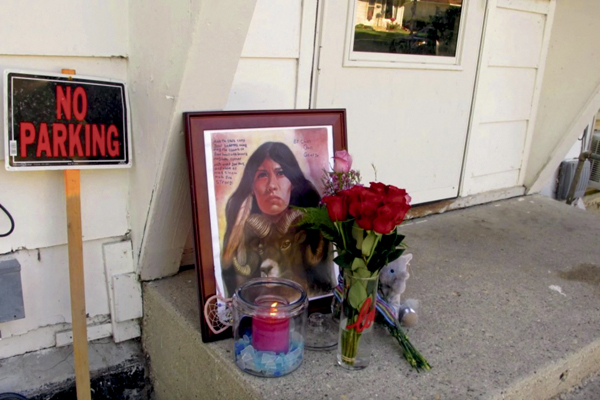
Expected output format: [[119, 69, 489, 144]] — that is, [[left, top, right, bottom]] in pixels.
[[0, 2, 137, 358], [226, 0, 316, 111], [0, 0, 257, 359], [461, 0, 554, 196], [126, 0, 204, 280], [0, 0, 127, 57], [226, 1, 300, 110], [525, 0, 600, 192], [129, 0, 257, 281]]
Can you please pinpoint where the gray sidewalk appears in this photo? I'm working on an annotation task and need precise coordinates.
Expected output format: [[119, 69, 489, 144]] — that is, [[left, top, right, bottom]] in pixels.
[[144, 194, 600, 400]]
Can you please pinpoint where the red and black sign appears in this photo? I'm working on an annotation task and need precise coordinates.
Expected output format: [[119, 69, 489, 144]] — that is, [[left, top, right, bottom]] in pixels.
[[4, 71, 131, 170]]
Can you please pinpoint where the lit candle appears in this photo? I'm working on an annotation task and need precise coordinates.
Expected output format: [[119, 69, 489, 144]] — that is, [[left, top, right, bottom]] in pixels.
[[252, 300, 290, 353]]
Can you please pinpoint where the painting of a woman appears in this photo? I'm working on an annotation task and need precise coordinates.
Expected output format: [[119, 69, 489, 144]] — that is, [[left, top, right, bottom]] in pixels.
[[220, 141, 333, 297]]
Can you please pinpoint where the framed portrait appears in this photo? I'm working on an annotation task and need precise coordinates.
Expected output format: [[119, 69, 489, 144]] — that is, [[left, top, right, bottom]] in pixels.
[[184, 109, 347, 342]]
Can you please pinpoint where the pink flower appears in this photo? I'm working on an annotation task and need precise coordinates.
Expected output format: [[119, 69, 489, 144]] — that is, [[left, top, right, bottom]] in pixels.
[[333, 150, 353, 173]]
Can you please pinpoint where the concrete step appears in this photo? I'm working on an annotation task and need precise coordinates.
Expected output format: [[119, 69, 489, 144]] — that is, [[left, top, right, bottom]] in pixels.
[[0, 339, 148, 399], [553, 372, 600, 400], [143, 195, 600, 400]]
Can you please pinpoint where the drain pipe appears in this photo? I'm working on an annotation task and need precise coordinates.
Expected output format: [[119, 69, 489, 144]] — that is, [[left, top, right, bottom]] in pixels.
[[566, 151, 600, 205]]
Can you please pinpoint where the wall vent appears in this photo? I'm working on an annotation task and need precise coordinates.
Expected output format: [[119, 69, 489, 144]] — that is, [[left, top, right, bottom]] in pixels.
[[556, 159, 591, 200], [589, 132, 600, 189], [0, 258, 25, 323]]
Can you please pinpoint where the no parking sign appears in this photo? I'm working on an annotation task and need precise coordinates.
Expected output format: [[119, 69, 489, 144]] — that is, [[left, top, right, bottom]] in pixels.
[[4, 71, 131, 170]]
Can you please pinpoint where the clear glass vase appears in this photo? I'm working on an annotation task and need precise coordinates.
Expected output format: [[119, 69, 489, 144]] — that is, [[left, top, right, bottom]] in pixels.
[[337, 271, 379, 370]]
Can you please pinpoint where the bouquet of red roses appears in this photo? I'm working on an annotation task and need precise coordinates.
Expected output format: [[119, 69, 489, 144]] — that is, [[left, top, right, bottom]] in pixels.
[[321, 182, 411, 272], [299, 151, 429, 370]]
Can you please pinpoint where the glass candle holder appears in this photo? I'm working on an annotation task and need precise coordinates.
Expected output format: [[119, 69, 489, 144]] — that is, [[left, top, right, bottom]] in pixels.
[[232, 278, 308, 377]]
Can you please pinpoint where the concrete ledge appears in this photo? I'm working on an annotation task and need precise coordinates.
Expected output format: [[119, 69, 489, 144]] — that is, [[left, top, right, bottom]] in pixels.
[[143, 276, 260, 400], [501, 340, 600, 399], [143, 195, 600, 400]]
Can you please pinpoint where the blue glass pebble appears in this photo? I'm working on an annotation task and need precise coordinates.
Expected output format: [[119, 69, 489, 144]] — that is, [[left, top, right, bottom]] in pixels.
[[234, 336, 304, 377]]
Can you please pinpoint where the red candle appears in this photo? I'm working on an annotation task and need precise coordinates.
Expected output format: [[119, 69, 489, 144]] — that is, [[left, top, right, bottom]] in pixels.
[[252, 301, 290, 353]]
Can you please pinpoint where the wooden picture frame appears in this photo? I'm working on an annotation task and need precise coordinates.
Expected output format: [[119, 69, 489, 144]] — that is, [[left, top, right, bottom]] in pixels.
[[184, 109, 347, 342]]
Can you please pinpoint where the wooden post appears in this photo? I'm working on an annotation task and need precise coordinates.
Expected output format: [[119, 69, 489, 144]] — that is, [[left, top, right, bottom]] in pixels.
[[64, 169, 91, 400], [62, 69, 91, 400]]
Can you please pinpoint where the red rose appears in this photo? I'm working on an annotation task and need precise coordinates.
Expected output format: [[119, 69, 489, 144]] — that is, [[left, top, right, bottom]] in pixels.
[[355, 196, 380, 230], [392, 201, 411, 225], [369, 182, 387, 196], [383, 184, 411, 225], [322, 195, 347, 221], [336, 183, 411, 230], [385, 185, 411, 206], [346, 186, 383, 230], [343, 186, 364, 216], [373, 204, 397, 234]]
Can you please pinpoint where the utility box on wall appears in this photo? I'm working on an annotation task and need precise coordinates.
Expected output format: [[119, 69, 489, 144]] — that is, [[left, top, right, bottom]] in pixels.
[[0, 258, 25, 323], [556, 160, 591, 201]]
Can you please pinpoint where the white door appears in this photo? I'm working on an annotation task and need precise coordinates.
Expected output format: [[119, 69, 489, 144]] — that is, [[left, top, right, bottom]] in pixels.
[[312, 0, 487, 204]]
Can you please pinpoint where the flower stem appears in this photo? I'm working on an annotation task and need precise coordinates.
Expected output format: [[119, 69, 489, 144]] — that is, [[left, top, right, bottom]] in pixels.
[[340, 323, 362, 365], [335, 221, 348, 250], [386, 321, 431, 371], [365, 233, 381, 266]]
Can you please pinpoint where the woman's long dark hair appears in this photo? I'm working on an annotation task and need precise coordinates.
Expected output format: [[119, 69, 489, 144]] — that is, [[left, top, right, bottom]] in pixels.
[[222, 142, 320, 253]]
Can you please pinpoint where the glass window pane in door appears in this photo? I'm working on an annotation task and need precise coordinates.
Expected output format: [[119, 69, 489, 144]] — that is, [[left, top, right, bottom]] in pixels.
[[353, 0, 463, 57]]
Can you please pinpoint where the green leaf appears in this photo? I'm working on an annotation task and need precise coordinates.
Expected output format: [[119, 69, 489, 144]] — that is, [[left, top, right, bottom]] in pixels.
[[333, 251, 355, 268], [362, 231, 380, 258], [386, 248, 405, 264], [352, 266, 372, 279], [351, 257, 367, 271], [352, 223, 364, 251], [394, 233, 406, 247], [380, 232, 397, 249], [319, 226, 338, 242], [295, 206, 336, 233], [347, 281, 367, 310]]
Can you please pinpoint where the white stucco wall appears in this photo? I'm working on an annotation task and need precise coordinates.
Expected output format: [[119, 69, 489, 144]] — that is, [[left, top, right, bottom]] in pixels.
[[526, 0, 600, 191], [0, 2, 133, 358], [128, 0, 257, 281], [226, 1, 304, 111], [126, 0, 204, 280], [0, 0, 127, 57], [0, 0, 257, 359]]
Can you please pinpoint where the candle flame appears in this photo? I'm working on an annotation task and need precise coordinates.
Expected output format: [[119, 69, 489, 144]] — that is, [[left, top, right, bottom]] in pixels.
[[270, 302, 278, 316], [271, 302, 278, 307]]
